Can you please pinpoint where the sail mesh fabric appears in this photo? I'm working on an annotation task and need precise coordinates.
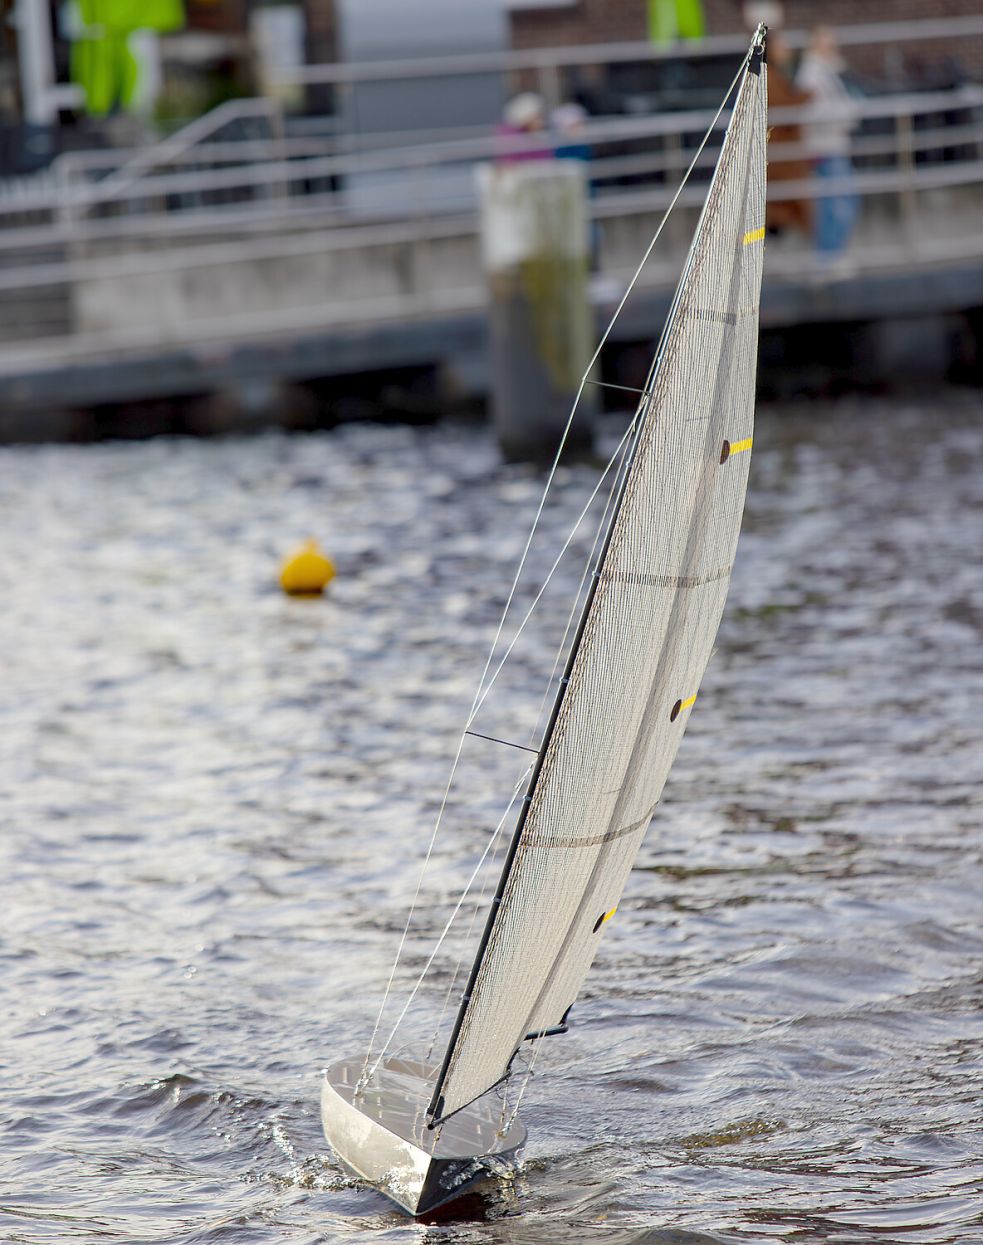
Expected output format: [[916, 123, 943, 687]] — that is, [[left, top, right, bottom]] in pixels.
[[436, 54, 767, 1119]]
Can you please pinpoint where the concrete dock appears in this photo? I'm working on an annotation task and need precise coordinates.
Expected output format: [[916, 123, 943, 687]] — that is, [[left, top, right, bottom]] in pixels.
[[2, 82, 982, 438]]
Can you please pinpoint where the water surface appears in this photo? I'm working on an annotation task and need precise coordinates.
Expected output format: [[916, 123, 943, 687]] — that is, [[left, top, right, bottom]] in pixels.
[[1, 395, 981, 1243]]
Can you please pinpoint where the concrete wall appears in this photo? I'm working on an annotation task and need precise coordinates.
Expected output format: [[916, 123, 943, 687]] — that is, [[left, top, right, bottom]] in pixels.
[[71, 227, 482, 340], [59, 180, 983, 348]]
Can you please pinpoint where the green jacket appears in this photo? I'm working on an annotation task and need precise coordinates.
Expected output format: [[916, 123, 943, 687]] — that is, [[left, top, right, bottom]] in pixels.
[[648, 0, 706, 43], [72, 0, 183, 115]]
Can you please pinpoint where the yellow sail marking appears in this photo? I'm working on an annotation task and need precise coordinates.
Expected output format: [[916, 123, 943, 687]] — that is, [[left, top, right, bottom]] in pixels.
[[743, 226, 765, 245], [680, 694, 698, 711], [729, 437, 753, 455], [599, 907, 617, 928]]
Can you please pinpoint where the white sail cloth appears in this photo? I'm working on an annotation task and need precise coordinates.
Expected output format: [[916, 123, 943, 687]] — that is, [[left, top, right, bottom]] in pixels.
[[434, 49, 767, 1120]]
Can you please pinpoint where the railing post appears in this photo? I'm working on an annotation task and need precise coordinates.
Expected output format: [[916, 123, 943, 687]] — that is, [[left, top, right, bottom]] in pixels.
[[269, 99, 289, 206], [896, 109, 917, 257], [14, 0, 59, 126], [665, 130, 689, 251], [52, 153, 78, 234], [411, 158, 434, 310], [537, 61, 562, 113]]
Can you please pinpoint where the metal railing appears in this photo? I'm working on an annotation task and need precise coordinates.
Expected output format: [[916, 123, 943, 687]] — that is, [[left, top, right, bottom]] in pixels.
[[276, 15, 983, 95], [1, 16, 982, 370], [1, 85, 980, 240], [7, 12, 982, 212]]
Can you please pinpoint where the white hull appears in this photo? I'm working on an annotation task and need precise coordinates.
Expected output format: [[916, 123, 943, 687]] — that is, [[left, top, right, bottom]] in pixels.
[[321, 1054, 525, 1216]]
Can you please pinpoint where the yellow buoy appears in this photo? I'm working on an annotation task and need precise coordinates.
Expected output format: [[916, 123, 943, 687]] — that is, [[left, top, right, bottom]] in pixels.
[[279, 538, 336, 596]]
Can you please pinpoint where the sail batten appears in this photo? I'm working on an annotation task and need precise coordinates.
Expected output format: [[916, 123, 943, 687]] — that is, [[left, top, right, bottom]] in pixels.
[[430, 40, 767, 1124]]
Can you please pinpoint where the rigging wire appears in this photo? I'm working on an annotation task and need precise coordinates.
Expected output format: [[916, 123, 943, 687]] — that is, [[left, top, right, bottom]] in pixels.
[[461, 413, 639, 729], [361, 49, 751, 1083], [504, 1028, 545, 1132], [359, 763, 533, 1090], [526, 421, 635, 749], [425, 415, 637, 1059], [462, 49, 752, 742], [362, 414, 639, 1081], [422, 421, 637, 1059]]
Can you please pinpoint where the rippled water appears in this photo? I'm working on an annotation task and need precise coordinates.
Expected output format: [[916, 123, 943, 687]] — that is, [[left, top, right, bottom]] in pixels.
[[1, 395, 981, 1244]]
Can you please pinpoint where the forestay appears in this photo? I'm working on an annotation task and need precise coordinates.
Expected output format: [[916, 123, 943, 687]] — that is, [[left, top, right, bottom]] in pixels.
[[431, 42, 767, 1122]]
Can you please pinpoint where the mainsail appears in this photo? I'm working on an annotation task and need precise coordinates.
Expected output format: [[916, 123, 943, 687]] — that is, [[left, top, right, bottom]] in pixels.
[[430, 42, 767, 1122]]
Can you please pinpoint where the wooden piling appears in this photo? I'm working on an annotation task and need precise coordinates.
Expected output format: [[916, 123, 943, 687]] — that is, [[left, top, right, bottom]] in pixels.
[[476, 161, 596, 463]]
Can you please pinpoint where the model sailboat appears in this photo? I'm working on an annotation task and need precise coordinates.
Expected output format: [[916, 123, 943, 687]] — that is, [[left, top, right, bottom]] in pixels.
[[322, 28, 767, 1215]]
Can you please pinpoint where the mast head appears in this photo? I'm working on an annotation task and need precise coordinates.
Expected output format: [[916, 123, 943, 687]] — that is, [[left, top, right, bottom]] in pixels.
[[749, 24, 767, 74]]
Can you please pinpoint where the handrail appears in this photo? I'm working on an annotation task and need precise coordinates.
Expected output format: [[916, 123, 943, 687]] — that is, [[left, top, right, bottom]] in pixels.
[[50, 96, 284, 215], [46, 136, 336, 173], [4, 85, 981, 220], [37, 122, 505, 173], [2, 111, 981, 256], [2, 154, 981, 295], [13, 11, 978, 218], [274, 15, 983, 86]]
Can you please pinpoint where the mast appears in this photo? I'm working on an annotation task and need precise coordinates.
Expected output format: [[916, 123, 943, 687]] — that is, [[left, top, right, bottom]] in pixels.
[[428, 26, 766, 1125], [428, 393, 647, 1124]]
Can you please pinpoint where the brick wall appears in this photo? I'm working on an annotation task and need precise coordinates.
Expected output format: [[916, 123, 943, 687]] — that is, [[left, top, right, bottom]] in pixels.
[[185, 0, 248, 34], [510, 0, 652, 47], [510, 0, 983, 80]]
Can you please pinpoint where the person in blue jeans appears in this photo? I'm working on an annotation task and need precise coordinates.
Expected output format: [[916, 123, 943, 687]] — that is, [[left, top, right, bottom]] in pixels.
[[796, 26, 860, 261]]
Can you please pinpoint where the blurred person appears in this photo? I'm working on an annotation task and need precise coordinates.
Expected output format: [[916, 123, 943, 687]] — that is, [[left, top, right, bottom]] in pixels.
[[552, 103, 591, 163], [765, 31, 812, 239], [496, 93, 551, 164], [796, 25, 860, 263]]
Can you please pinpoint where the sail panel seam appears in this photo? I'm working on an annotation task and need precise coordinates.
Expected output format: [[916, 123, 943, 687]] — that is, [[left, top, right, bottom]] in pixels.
[[599, 565, 733, 589], [527, 808, 657, 851]]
